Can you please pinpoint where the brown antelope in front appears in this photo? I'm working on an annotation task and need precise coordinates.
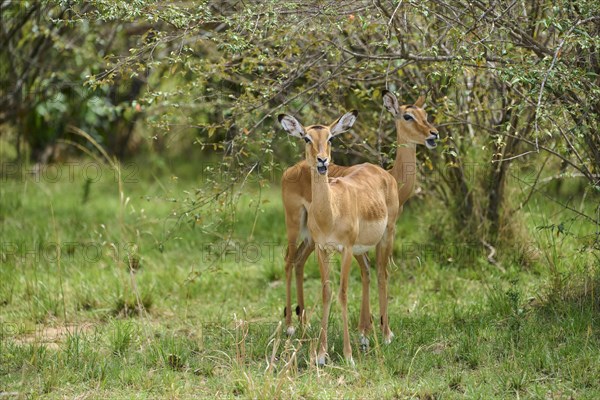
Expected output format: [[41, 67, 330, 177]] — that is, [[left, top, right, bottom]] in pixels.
[[279, 110, 399, 365]]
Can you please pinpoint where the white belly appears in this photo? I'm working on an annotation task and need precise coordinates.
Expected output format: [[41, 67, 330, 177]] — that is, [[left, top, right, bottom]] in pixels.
[[312, 217, 387, 255], [352, 244, 374, 255], [316, 242, 374, 255], [356, 219, 387, 248]]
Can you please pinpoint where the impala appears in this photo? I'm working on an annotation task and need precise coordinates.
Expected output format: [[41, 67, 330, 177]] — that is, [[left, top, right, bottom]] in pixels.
[[279, 110, 399, 365], [281, 91, 438, 347]]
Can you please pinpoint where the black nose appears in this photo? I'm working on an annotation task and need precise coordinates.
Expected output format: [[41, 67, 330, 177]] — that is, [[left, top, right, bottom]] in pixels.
[[317, 156, 328, 164], [430, 132, 439, 139]]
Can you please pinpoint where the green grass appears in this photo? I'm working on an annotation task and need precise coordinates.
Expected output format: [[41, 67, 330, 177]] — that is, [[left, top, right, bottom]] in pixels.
[[0, 158, 599, 399]]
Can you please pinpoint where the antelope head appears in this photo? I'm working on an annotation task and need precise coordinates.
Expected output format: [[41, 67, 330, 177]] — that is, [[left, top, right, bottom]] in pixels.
[[382, 90, 439, 149], [278, 110, 358, 175]]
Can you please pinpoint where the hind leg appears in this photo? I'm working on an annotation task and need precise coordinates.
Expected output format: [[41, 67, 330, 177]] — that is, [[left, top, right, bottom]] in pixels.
[[283, 208, 303, 335], [376, 229, 395, 344], [355, 253, 372, 349], [294, 238, 315, 326], [339, 247, 354, 365]]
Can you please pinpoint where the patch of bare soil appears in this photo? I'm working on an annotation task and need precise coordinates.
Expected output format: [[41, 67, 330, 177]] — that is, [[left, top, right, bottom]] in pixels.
[[13, 323, 95, 349]]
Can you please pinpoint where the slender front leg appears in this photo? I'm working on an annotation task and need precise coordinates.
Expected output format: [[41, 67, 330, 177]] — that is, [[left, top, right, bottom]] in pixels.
[[284, 240, 297, 335], [316, 246, 332, 366], [376, 230, 395, 344], [294, 238, 315, 326], [339, 247, 354, 365], [355, 253, 371, 349]]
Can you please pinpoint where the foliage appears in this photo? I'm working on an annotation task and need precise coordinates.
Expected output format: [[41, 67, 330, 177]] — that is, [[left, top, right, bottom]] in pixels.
[[1, 0, 151, 159], [2, 0, 598, 244]]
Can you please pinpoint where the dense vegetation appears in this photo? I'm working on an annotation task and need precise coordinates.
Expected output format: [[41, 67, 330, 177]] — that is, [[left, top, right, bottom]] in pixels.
[[2, 0, 599, 242], [1, 1, 599, 398]]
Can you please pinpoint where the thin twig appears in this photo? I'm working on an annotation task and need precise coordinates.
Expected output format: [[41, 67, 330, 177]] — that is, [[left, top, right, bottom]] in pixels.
[[491, 150, 537, 163], [481, 239, 505, 273]]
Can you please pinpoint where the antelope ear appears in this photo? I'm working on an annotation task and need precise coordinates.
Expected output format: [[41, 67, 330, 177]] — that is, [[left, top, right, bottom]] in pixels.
[[414, 95, 426, 108], [329, 110, 358, 136], [278, 114, 305, 138], [382, 90, 400, 116]]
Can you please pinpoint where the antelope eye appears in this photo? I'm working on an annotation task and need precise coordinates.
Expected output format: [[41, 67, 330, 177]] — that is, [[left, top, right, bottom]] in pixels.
[[403, 114, 414, 121], [328, 136, 334, 143], [303, 136, 312, 143]]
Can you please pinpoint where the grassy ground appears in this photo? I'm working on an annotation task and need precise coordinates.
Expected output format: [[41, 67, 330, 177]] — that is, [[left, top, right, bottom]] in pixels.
[[0, 158, 599, 399]]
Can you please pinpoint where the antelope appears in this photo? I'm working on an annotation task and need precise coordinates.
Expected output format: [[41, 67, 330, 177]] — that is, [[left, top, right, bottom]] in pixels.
[[278, 110, 399, 365], [280, 91, 439, 347], [381, 90, 439, 203]]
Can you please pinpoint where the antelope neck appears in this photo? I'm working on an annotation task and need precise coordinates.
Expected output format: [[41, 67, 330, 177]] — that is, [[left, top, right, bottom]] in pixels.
[[389, 133, 417, 202], [310, 165, 334, 230]]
